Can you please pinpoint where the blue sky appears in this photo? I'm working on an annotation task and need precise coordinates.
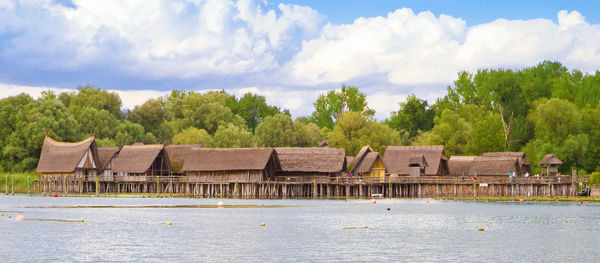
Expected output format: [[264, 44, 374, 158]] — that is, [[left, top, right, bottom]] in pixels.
[[1, 0, 599, 119]]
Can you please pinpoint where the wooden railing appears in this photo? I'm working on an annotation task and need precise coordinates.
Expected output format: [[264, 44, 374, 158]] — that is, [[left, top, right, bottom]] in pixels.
[[274, 175, 582, 184]]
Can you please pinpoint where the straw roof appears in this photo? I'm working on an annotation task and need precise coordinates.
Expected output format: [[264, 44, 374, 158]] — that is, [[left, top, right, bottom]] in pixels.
[[348, 145, 373, 173], [318, 140, 331, 147], [346, 156, 354, 166], [275, 147, 346, 173], [408, 154, 428, 168], [469, 157, 519, 176], [112, 144, 165, 173], [383, 145, 447, 175], [482, 152, 529, 165], [538, 154, 563, 165], [448, 156, 476, 176], [37, 137, 99, 173], [355, 152, 382, 173], [97, 147, 119, 170], [165, 146, 279, 172]]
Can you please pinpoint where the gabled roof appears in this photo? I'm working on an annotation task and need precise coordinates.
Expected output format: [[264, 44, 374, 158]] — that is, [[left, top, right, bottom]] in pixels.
[[318, 140, 331, 147], [448, 156, 477, 176], [346, 156, 354, 166], [408, 154, 428, 168], [482, 152, 530, 165], [469, 157, 519, 176], [383, 145, 447, 175], [348, 145, 373, 173], [538, 154, 563, 165], [112, 144, 165, 173], [275, 147, 346, 173], [37, 137, 99, 173], [97, 147, 119, 170], [166, 146, 279, 172], [355, 152, 382, 173]]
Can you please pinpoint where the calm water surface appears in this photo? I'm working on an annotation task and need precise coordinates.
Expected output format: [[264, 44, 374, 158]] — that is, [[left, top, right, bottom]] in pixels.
[[0, 196, 599, 262]]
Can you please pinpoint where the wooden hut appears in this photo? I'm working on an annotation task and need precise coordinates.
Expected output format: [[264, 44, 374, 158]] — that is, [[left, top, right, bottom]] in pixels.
[[538, 154, 563, 176], [382, 145, 449, 176], [448, 156, 476, 176], [166, 146, 280, 183], [319, 140, 331, 147], [347, 145, 386, 182], [112, 144, 171, 176], [36, 136, 100, 178], [482, 152, 532, 175], [275, 147, 346, 182], [468, 157, 520, 178], [97, 147, 119, 178], [408, 154, 428, 177]]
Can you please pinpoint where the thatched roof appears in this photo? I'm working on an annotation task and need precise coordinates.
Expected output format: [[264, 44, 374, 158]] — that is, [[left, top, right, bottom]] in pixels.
[[383, 145, 447, 175], [112, 144, 165, 173], [408, 154, 428, 168], [319, 140, 331, 147], [448, 156, 476, 176], [469, 157, 519, 176], [482, 152, 530, 165], [165, 146, 279, 172], [37, 137, 99, 173], [356, 152, 382, 173], [275, 147, 346, 173], [539, 154, 563, 165], [97, 147, 119, 170], [348, 145, 373, 173], [346, 156, 354, 166]]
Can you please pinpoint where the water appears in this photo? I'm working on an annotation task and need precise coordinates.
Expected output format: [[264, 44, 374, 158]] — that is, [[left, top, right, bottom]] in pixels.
[[1, 196, 599, 262]]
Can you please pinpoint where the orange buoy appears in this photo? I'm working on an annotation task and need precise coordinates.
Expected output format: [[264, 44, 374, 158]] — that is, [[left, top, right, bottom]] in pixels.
[[15, 215, 26, 222], [519, 199, 524, 202], [371, 200, 376, 204], [53, 194, 58, 197]]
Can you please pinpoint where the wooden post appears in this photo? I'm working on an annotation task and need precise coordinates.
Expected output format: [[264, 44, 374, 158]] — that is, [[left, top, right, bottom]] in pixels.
[[473, 180, 476, 197], [95, 176, 100, 196], [313, 181, 317, 198], [11, 174, 15, 196], [27, 175, 30, 195], [156, 177, 160, 196], [5, 175, 7, 195]]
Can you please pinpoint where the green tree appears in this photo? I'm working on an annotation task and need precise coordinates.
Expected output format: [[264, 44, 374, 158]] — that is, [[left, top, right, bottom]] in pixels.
[[414, 109, 471, 156], [255, 113, 297, 147], [68, 85, 122, 120], [386, 94, 435, 138], [227, 93, 282, 132], [114, 121, 145, 147], [327, 112, 402, 155], [173, 127, 213, 146], [213, 124, 253, 148], [310, 85, 375, 129]]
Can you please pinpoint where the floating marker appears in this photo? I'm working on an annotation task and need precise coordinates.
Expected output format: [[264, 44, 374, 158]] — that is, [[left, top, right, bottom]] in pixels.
[[15, 215, 26, 221], [217, 201, 224, 207], [478, 228, 484, 231], [579, 201, 583, 206], [7, 216, 11, 218], [519, 199, 524, 202], [260, 223, 266, 227], [371, 200, 376, 204], [166, 221, 172, 225], [53, 194, 58, 197], [387, 208, 391, 211]]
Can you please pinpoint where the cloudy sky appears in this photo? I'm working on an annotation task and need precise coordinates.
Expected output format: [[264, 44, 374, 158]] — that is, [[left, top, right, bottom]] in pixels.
[[1, 0, 599, 120]]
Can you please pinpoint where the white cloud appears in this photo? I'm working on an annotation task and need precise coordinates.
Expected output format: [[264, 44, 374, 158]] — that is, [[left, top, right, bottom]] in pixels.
[[283, 9, 600, 86]]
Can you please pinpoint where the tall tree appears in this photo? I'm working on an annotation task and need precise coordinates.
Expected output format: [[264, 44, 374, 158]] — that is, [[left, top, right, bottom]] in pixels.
[[310, 85, 375, 129], [386, 94, 435, 138]]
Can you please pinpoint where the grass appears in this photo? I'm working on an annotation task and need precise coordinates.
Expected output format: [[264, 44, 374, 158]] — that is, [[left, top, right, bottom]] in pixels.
[[439, 196, 600, 202], [0, 172, 40, 193]]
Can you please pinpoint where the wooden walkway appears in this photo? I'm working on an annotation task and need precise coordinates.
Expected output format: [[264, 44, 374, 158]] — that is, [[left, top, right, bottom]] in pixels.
[[37, 175, 589, 198]]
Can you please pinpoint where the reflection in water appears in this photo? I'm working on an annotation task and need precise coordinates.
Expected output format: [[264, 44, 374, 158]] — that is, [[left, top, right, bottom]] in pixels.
[[0, 197, 598, 262]]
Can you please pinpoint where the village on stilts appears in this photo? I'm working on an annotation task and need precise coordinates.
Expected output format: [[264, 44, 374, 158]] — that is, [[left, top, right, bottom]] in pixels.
[[34, 136, 592, 198]]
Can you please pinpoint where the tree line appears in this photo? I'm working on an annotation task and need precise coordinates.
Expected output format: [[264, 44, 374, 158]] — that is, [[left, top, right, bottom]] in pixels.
[[1, 61, 599, 174]]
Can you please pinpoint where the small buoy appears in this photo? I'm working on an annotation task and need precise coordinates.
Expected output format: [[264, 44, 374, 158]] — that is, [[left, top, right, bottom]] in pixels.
[[579, 201, 583, 206], [166, 221, 172, 225], [217, 201, 224, 207], [371, 199, 376, 204], [478, 228, 484, 231], [53, 194, 58, 197], [519, 199, 524, 202], [80, 219, 85, 223], [386, 208, 391, 211], [361, 226, 368, 229], [15, 215, 26, 222], [1, 214, 4, 216], [7, 216, 11, 219], [260, 223, 266, 227]]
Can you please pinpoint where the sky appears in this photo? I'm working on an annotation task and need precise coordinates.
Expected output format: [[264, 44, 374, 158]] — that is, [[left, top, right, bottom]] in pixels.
[[0, 0, 599, 120]]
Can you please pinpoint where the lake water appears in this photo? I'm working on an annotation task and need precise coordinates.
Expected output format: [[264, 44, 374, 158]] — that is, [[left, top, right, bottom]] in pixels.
[[0, 196, 599, 262]]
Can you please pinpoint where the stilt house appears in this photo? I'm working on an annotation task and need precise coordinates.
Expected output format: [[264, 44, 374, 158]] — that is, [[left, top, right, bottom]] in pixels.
[[112, 144, 171, 176], [275, 147, 346, 182], [382, 145, 449, 176], [97, 147, 119, 177], [481, 152, 532, 175], [449, 156, 521, 178], [347, 145, 386, 182], [538, 154, 563, 176], [166, 146, 280, 183], [36, 136, 99, 178]]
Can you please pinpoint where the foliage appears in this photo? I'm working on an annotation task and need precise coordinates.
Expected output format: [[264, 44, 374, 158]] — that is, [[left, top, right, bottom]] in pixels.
[[386, 94, 435, 138], [213, 123, 253, 148], [591, 172, 600, 185], [327, 112, 403, 155], [310, 85, 374, 129], [173, 127, 213, 147]]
